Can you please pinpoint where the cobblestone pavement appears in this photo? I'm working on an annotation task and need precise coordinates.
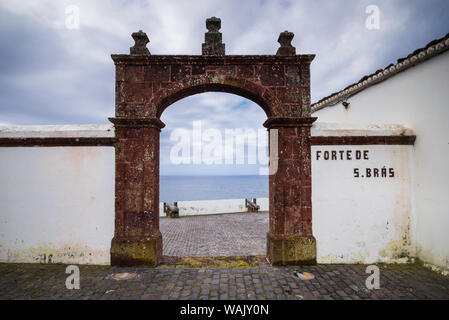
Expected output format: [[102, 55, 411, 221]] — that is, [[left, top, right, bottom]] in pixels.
[[160, 212, 269, 257], [0, 262, 448, 300]]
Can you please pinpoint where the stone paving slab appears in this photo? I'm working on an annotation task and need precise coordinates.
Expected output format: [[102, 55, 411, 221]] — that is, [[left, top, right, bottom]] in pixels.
[[0, 263, 448, 300], [160, 211, 269, 257]]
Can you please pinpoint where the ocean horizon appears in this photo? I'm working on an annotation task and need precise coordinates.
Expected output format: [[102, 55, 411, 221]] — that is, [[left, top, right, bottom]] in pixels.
[[160, 175, 269, 203]]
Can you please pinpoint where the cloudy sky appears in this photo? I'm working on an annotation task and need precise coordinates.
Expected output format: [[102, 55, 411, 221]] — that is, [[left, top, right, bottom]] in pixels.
[[0, 0, 448, 175]]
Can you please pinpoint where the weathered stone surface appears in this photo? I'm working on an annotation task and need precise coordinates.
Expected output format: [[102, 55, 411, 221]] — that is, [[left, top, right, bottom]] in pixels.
[[267, 233, 316, 265], [202, 17, 225, 56], [111, 55, 314, 119], [111, 19, 316, 267], [276, 31, 296, 56], [110, 232, 162, 267], [264, 117, 316, 264], [130, 30, 150, 55], [109, 117, 164, 266]]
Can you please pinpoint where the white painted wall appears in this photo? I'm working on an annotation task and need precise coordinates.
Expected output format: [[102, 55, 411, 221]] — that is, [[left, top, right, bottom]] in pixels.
[[0, 147, 115, 265], [314, 50, 449, 270], [312, 145, 414, 264], [0, 124, 417, 266]]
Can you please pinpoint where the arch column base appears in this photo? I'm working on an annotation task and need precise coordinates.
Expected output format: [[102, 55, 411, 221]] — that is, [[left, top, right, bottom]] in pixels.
[[266, 233, 316, 266], [111, 233, 162, 267]]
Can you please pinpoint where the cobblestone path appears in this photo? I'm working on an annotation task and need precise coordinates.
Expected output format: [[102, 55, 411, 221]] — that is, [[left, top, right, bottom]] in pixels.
[[2, 212, 448, 300], [160, 211, 269, 257], [0, 263, 448, 300]]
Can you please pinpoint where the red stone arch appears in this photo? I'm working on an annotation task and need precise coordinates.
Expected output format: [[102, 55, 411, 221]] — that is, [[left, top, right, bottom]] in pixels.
[[151, 75, 280, 118], [109, 21, 317, 266]]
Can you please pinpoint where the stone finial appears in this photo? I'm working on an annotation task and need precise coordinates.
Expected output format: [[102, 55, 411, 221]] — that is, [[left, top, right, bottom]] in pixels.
[[206, 16, 221, 32], [202, 17, 225, 56], [276, 30, 296, 56], [130, 30, 150, 55]]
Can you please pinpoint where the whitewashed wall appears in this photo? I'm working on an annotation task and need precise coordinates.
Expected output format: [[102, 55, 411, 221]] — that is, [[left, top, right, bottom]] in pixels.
[[0, 124, 416, 266], [314, 50, 449, 271], [0, 146, 115, 265], [312, 144, 414, 264]]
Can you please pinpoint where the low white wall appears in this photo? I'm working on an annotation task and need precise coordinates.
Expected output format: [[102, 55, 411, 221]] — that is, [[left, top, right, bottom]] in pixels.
[[0, 124, 114, 138], [0, 124, 417, 265], [0, 146, 115, 265], [159, 198, 269, 216]]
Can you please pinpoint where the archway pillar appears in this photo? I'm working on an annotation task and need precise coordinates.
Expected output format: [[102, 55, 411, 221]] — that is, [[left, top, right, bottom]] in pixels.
[[109, 117, 165, 266], [264, 117, 317, 265]]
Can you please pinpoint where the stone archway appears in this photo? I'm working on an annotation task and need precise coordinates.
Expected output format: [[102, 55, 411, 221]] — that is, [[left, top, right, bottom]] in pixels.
[[109, 17, 317, 266]]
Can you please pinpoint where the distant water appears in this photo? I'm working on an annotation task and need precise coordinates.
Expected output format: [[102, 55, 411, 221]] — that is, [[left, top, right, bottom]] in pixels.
[[160, 175, 268, 203]]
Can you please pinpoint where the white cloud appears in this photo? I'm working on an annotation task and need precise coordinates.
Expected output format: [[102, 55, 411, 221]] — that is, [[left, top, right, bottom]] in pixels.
[[1, 0, 448, 172]]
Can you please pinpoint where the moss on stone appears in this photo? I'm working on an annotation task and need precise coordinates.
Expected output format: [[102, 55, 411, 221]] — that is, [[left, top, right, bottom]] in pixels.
[[268, 234, 317, 266], [110, 234, 162, 267], [158, 255, 265, 268]]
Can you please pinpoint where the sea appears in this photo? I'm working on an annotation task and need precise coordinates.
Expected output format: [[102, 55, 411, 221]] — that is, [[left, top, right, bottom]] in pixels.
[[160, 175, 268, 203]]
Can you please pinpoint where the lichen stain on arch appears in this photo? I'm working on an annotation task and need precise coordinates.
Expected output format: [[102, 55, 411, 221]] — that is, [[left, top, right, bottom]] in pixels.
[[150, 75, 280, 119]]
